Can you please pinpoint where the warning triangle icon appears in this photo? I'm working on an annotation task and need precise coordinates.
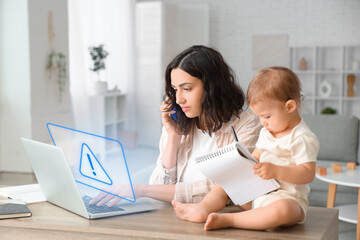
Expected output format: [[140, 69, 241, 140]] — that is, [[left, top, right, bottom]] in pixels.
[[79, 143, 113, 185]]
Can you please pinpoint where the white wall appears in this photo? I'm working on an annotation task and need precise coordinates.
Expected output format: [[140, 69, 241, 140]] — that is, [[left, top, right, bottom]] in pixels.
[[139, 0, 360, 91], [136, 2, 209, 147], [28, 0, 72, 143], [0, 0, 32, 172], [0, 0, 72, 172]]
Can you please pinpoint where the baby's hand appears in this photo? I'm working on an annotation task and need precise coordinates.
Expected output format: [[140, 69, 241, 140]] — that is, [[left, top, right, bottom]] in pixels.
[[253, 162, 277, 179]]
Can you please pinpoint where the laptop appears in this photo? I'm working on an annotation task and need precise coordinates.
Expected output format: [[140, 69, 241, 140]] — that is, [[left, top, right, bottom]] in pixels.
[[20, 137, 158, 219]]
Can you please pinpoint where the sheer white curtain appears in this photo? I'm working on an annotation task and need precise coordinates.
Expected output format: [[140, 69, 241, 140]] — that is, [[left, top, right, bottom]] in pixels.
[[68, 0, 137, 131]]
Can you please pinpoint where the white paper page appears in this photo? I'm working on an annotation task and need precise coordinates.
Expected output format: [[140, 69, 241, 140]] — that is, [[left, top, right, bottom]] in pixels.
[[196, 142, 279, 205], [0, 184, 41, 195], [9, 192, 46, 204], [0, 184, 46, 204]]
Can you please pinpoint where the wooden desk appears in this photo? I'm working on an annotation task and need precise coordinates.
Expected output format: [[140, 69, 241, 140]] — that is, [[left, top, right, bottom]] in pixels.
[[0, 201, 338, 240]]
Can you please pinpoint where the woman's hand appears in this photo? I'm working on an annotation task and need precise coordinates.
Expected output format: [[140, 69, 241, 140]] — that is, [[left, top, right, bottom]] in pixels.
[[160, 99, 182, 169], [253, 162, 278, 180], [160, 100, 182, 142], [89, 184, 140, 207]]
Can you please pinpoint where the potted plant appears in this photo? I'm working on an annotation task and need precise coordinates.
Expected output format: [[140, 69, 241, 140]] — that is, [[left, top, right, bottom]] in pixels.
[[89, 44, 109, 94], [47, 51, 67, 102], [321, 107, 337, 114]]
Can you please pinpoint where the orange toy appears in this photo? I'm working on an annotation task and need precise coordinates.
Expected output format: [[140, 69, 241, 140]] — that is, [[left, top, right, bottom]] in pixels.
[[331, 163, 342, 173], [347, 162, 357, 170], [347, 74, 355, 97], [317, 167, 327, 176]]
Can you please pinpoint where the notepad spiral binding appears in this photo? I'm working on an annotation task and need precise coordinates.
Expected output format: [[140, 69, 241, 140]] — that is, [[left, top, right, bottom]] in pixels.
[[195, 145, 235, 164]]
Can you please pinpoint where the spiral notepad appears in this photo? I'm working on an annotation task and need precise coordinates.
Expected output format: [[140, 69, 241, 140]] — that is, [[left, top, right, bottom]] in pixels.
[[195, 142, 279, 205], [195, 145, 235, 163]]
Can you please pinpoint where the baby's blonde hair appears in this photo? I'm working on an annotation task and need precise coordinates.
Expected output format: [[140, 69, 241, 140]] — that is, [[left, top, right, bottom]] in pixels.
[[247, 67, 302, 106]]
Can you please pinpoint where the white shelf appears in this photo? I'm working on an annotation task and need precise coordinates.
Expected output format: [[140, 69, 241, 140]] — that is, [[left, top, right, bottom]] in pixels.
[[316, 70, 341, 74], [314, 96, 342, 100], [336, 204, 358, 224], [294, 70, 315, 74], [305, 96, 360, 101], [344, 70, 360, 74], [289, 45, 360, 117], [295, 70, 346, 74], [89, 92, 127, 152], [343, 97, 360, 101]]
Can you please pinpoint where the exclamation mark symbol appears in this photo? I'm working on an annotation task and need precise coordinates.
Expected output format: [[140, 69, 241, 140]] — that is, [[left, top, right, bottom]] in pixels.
[[87, 154, 96, 176]]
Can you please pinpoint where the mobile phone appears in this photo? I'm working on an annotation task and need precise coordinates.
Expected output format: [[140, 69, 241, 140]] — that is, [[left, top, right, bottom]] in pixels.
[[171, 107, 178, 122]]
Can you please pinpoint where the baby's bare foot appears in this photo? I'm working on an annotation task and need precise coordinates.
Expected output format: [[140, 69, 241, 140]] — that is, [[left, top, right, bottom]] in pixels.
[[204, 213, 233, 231], [172, 200, 209, 222]]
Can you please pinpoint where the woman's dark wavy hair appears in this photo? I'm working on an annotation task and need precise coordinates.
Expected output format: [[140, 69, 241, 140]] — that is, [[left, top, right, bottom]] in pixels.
[[164, 45, 246, 136]]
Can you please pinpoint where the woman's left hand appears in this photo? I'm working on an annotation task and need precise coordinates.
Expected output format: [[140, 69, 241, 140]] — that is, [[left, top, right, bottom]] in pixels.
[[253, 162, 278, 180]]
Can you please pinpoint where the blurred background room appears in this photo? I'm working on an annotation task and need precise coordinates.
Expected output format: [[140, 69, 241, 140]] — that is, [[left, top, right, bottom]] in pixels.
[[0, 1, 359, 238]]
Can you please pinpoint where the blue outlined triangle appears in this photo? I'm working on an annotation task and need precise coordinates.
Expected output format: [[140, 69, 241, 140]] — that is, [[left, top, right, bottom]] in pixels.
[[79, 143, 113, 185]]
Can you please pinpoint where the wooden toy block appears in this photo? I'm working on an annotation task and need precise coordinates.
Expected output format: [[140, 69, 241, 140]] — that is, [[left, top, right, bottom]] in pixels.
[[331, 163, 342, 173], [317, 167, 327, 176], [347, 162, 357, 170]]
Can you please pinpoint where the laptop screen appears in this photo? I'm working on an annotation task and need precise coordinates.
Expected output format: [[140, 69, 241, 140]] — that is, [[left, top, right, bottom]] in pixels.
[[47, 123, 136, 204]]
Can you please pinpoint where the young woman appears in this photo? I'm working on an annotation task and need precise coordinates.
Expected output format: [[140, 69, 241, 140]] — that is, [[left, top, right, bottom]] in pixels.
[[91, 45, 261, 206]]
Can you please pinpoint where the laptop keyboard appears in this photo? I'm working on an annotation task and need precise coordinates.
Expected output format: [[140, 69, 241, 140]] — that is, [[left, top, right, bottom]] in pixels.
[[82, 195, 125, 214]]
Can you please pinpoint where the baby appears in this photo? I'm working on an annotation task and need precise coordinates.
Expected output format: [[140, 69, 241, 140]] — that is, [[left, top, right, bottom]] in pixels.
[[172, 67, 319, 231]]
